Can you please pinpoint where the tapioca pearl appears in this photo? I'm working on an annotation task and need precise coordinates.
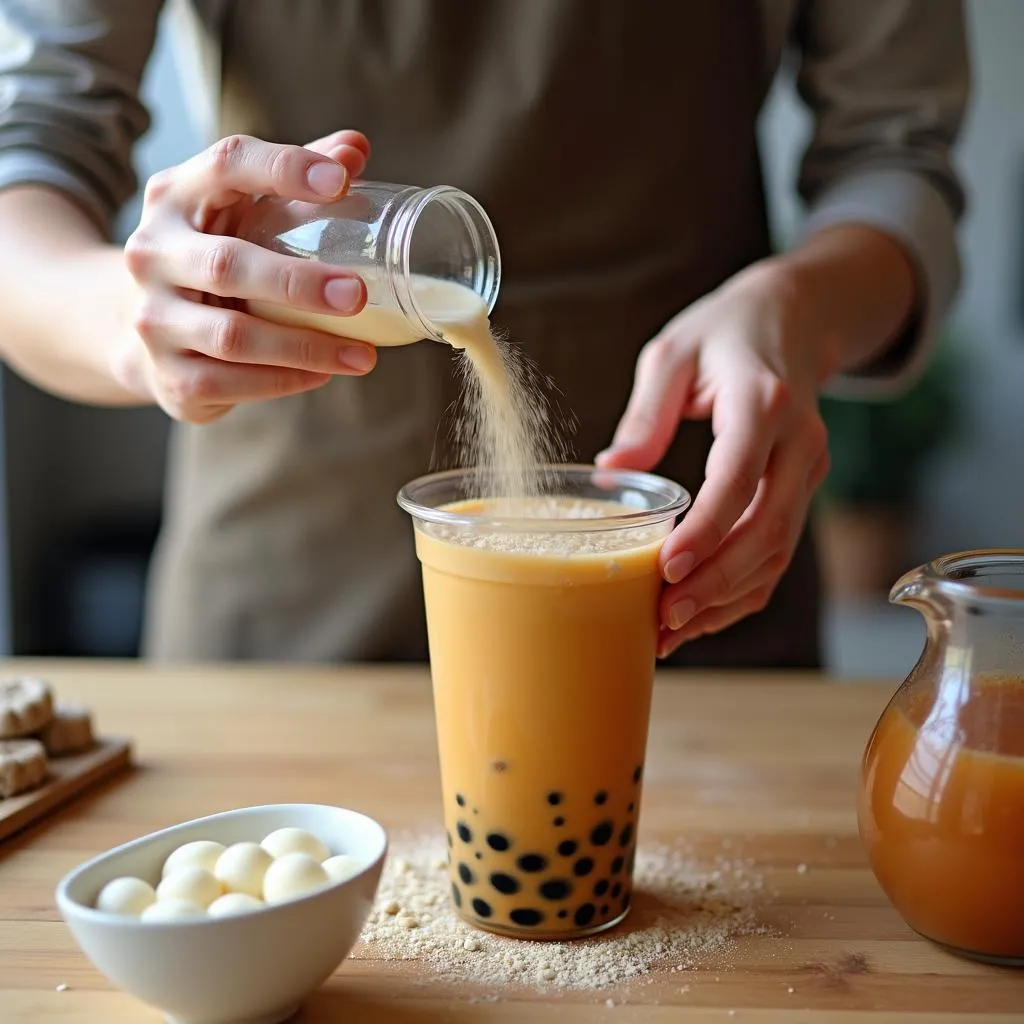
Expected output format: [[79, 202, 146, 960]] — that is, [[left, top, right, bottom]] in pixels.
[[517, 853, 548, 873], [510, 908, 544, 926], [573, 857, 594, 877], [547, 791, 563, 806], [593, 878, 609, 897], [611, 882, 622, 898], [557, 839, 578, 857], [594, 790, 608, 805], [625, 848, 636, 874], [590, 821, 614, 846], [458, 863, 475, 885], [553, 816, 565, 827], [456, 793, 466, 807], [446, 831, 453, 847], [474, 852, 483, 860], [557, 909, 568, 919], [486, 832, 510, 852], [472, 897, 493, 918], [451, 882, 462, 908], [632, 764, 642, 784], [619, 822, 633, 847], [490, 873, 519, 895], [601, 904, 610, 916], [611, 856, 624, 875], [574, 903, 596, 927], [539, 879, 572, 900], [457, 822, 473, 843]]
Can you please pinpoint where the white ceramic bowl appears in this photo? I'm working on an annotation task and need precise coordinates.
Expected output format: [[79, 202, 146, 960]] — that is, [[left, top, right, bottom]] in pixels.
[[56, 804, 387, 1024]]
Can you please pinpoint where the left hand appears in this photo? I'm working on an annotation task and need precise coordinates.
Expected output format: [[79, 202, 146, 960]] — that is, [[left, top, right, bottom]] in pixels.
[[597, 259, 835, 658]]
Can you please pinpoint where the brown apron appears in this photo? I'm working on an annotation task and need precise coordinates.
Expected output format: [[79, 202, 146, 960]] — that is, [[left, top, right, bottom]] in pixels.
[[144, 0, 821, 669]]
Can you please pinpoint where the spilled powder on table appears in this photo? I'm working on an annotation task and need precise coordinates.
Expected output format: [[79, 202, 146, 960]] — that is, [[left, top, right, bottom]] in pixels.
[[354, 833, 768, 992]]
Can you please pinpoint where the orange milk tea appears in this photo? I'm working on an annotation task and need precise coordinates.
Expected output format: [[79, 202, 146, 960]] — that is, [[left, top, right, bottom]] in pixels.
[[413, 496, 671, 939]]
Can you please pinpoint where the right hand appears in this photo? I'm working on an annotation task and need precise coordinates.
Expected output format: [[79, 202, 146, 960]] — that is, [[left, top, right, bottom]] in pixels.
[[117, 130, 378, 423]]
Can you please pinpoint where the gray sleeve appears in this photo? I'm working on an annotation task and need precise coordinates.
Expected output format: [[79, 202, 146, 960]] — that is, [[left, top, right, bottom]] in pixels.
[[791, 0, 969, 397], [0, 0, 162, 235]]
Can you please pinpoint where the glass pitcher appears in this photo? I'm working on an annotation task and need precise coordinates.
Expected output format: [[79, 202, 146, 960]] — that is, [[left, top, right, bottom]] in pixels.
[[858, 550, 1024, 966]]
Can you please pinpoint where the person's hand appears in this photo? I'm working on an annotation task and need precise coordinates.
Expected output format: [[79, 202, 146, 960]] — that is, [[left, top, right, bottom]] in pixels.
[[115, 130, 378, 423], [597, 260, 834, 658]]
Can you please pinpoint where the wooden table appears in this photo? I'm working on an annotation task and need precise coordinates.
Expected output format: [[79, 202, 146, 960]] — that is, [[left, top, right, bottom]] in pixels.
[[1, 662, 1021, 1022]]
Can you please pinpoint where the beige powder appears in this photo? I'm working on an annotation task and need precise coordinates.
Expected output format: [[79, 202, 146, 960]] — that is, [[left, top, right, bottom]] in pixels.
[[355, 834, 766, 993]]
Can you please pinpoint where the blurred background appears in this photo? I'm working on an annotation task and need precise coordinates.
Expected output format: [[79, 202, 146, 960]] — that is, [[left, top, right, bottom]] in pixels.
[[0, 0, 1020, 677]]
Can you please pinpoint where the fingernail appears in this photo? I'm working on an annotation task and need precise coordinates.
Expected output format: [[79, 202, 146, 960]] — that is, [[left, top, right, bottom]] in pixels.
[[324, 277, 364, 313], [340, 345, 375, 373], [307, 161, 347, 197], [667, 598, 695, 632], [664, 551, 695, 584]]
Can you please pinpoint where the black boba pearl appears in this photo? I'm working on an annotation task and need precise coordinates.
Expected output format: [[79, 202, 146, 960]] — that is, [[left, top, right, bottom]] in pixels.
[[625, 848, 636, 874], [486, 832, 510, 851], [611, 882, 622, 898], [447, 831, 453, 848], [540, 878, 572, 900], [632, 765, 642, 784], [557, 910, 568, 919], [574, 903, 596, 926], [553, 816, 565, 827], [590, 821, 614, 846], [573, 857, 594, 877], [472, 897, 493, 918], [451, 882, 462, 908], [458, 863, 475, 885], [558, 839, 578, 857], [601, 904, 610, 915], [457, 822, 473, 843], [456, 793, 466, 807], [510, 908, 544, 926], [594, 790, 608, 805], [475, 852, 483, 860], [593, 879, 609, 896], [490, 872, 519, 895], [619, 823, 633, 847], [517, 853, 548, 873], [611, 856, 624, 875], [547, 791, 563, 806]]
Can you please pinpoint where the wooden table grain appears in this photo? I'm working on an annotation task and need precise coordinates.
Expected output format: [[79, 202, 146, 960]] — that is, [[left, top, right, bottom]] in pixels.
[[0, 661, 1021, 1022]]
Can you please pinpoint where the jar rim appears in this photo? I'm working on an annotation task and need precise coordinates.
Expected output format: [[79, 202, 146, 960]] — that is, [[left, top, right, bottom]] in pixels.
[[389, 185, 501, 341]]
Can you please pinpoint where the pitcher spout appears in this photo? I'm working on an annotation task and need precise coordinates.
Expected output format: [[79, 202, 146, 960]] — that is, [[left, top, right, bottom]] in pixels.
[[889, 565, 931, 610]]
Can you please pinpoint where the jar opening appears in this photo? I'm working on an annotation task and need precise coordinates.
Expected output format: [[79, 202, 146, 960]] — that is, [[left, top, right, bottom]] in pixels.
[[389, 186, 501, 341]]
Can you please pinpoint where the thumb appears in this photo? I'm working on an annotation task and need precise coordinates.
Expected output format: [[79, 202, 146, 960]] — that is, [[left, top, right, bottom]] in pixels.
[[596, 341, 696, 471]]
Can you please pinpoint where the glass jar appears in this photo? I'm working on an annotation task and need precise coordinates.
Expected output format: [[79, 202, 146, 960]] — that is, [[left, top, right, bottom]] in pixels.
[[237, 181, 501, 347], [858, 550, 1024, 966]]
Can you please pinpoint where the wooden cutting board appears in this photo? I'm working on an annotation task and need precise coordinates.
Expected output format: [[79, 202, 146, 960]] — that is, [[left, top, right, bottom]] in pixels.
[[0, 737, 131, 843]]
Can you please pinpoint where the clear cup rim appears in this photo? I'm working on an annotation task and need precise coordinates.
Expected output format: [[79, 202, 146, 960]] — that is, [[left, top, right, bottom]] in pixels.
[[396, 464, 691, 533]]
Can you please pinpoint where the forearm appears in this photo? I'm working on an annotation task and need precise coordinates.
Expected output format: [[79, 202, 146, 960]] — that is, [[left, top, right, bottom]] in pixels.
[[0, 185, 145, 405], [768, 223, 917, 387]]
